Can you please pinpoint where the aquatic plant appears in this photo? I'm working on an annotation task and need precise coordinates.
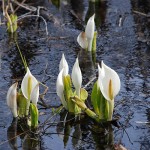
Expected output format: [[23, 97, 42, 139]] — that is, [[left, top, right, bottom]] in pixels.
[[6, 67, 39, 128], [56, 54, 88, 114], [95, 61, 121, 120], [77, 14, 97, 52], [72, 61, 121, 122]]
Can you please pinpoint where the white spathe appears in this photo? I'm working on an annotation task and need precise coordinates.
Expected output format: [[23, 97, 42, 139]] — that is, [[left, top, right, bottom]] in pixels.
[[85, 14, 95, 40], [71, 58, 82, 97], [56, 68, 68, 109], [30, 83, 39, 105], [21, 67, 39, 100], [6, 82, 18, 117], [77, 32, 88, 49], [59, 54, 69, 76], [77, 14, 95, 51], [98, 61, 121, 101]]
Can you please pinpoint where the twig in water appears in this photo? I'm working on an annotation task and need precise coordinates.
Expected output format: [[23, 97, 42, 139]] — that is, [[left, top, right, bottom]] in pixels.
[[135, 121, 150, 124], [0, 129, 29, 146], [39, 81, 49, 96], [2, 0, 5, 16], [133, 10, 150, 17], [11, 0, 37, 12], [18, 15, 48, 35], [14, 0, 27, 13], [118, 111, 134, 145], [83, 76, 97, 89]]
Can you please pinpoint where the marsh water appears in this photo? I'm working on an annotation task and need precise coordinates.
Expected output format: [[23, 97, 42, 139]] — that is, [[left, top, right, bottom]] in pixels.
[[0, 0, 150, 150]]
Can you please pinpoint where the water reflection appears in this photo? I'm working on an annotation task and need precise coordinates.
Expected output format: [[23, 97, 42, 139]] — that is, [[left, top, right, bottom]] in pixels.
[[131, 0, 150, 14], [85, 0, 107, 29], [70, 0, 84, 20], [56, 111, 82, 148], [7, 119, 18, 150], [79, 50, 96, 84], [7, 119, 40, 150], [6, 35, 38, 79], [90, 124, 114, 150], [56, 110, 122, 149]]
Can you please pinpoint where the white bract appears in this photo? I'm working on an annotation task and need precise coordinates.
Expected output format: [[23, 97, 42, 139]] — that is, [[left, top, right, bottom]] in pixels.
[[6, 82, 18, 117], [77, 14, 95, 51], [59, 54, 69, 76], [72, 58, 82, 97], [56, 68, 68, 109], [30, 83, 39, 105], [21, 67, 39, 102], [98, 61, 121, 101]]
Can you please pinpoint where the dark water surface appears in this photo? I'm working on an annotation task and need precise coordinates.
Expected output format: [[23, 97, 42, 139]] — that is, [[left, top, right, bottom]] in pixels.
[[0, 0, 150, 150]]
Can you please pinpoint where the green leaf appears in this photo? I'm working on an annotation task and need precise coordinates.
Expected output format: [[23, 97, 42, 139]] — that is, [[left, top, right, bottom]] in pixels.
[[7, 14, 18, 33], [91, 81, 100, 116], [80, 88, 88, 101], [91, 81, 109, 120], [63, 75, 74, 113], [17, 93, 27, 117], [92, 31, 97, 52], [30, 104, 38, 128], [99, 92, 109, 120]]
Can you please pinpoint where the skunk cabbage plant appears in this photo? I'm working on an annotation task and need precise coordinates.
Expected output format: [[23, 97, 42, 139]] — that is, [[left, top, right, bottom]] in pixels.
[[96, 61, 121, 120], [77, 14, 97, 52], [73, 61, 121, 122], [56, 54, 88, 114], [6, 67, 39, 128]]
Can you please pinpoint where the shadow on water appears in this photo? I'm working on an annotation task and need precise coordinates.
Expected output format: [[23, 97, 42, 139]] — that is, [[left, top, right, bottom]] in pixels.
[[0, 0, 150, 149]]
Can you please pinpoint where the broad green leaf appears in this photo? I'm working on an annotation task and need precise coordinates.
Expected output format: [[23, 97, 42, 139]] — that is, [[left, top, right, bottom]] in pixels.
[[17, 93, 27, 117], [63, 75, 74, 113], [91, 81, 109, 120], [91, 81, 100, 116], [80, 88, 88, 101], [99, 92, 109, 120], [30, 104, 38, 128]]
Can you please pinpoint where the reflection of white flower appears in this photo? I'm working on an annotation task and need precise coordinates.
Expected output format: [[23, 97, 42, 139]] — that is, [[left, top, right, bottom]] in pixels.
[[72, 58, 82, 97], [56, 68, 68, 109], [21, 67, 39, 101], [6, 83, 18, 117], [77, 14, 95, 51], [59, 54, 69, 76], [98, 61, 121, 101]]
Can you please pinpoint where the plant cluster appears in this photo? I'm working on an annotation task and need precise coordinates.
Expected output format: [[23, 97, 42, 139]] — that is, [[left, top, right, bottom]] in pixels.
[[6, 14, 121, 129]]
